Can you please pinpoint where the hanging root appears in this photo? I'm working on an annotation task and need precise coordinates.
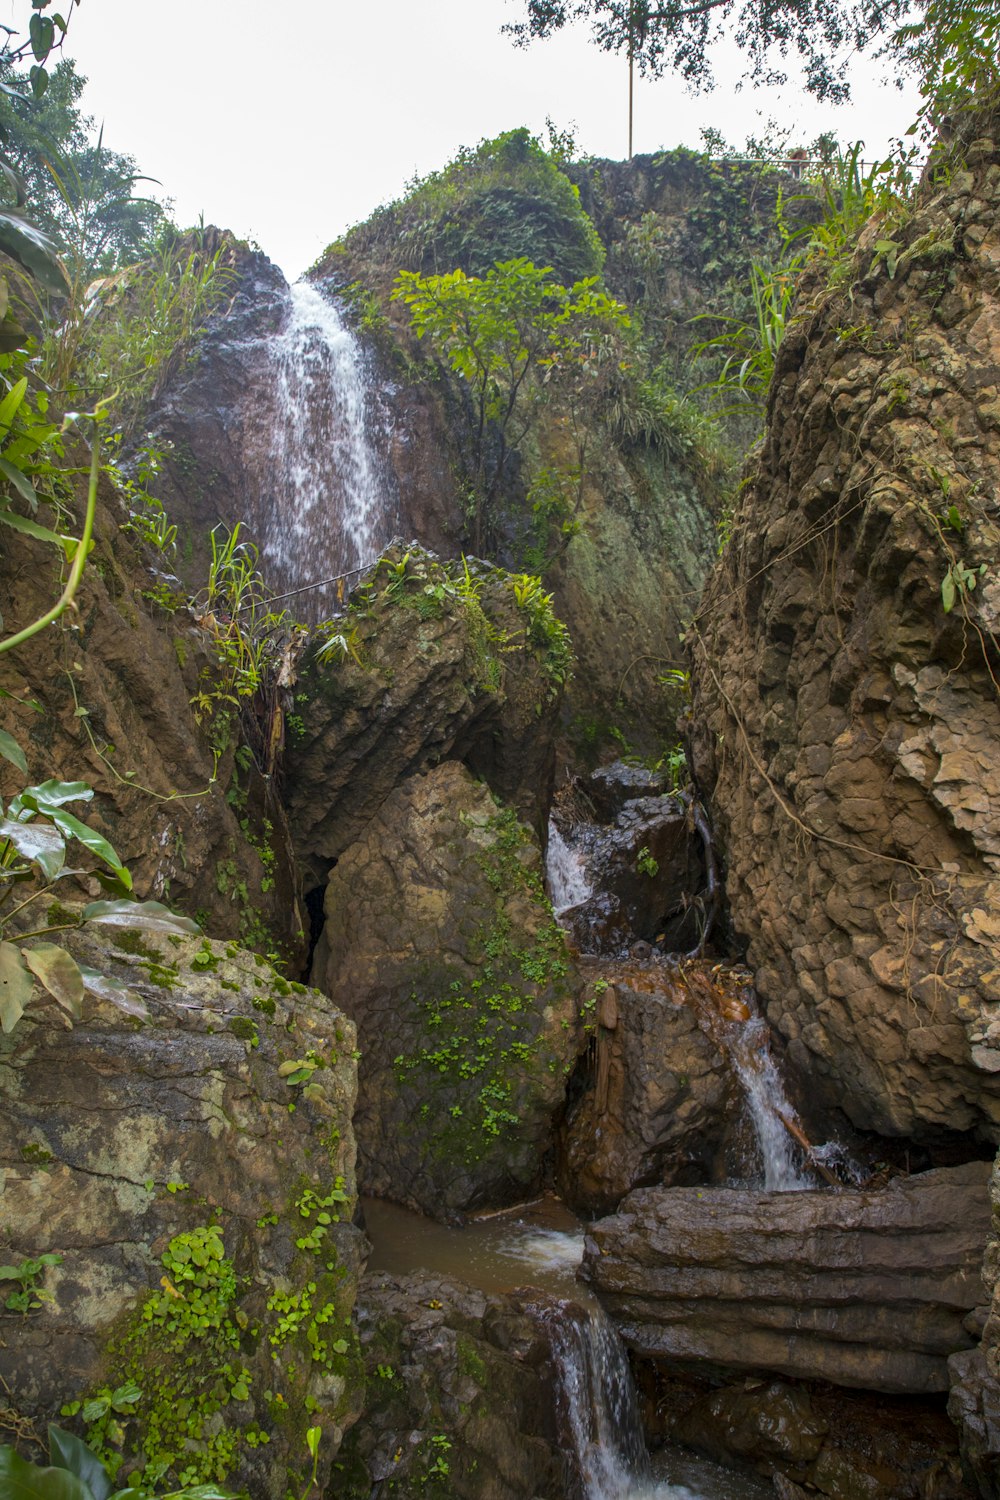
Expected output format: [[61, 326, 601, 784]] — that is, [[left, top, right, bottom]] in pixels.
[[684, 796, 720, 958]]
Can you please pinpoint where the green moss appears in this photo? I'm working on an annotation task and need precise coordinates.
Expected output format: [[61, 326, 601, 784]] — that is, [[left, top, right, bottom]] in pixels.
[[111, 931, 164, 962], [228, 1016, 259, 1048]]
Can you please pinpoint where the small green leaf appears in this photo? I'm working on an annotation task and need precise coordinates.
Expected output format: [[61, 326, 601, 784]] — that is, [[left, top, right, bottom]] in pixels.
[[942, 570, 956, 613], [0, 375, 27, 433], [0, 728, 27, 774], [22, 944, 84, 1019], [306, 1425, 321, 1460], [81, 900, 199, 934], [0, 505, 79, 559]]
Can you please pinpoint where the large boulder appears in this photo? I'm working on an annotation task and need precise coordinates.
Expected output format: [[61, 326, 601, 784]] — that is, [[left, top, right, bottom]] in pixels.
[[556, 960, 737, 1214], [582, 1163, 992, 1394], [333, 1272, 564, 1499], [689, 116, 1000, 1142], [0, 926, 365, 1498], [286, 548, 568, 883], [310, 761, 582, 1219]]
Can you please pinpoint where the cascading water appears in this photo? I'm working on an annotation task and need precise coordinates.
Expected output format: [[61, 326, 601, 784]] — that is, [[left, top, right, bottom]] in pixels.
[[547, 818, 594, 915], [241, 280, 398, 614], [718, 1011, 811, 1191], [540, 1300, 650, 1500]]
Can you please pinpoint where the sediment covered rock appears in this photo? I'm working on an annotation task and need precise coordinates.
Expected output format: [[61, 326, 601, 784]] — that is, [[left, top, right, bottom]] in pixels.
[[583, 1163, 992, 1393], [0, 927, 364, 1497], [689, 115, 1000, 1142], [311, 761, 582, 1218]]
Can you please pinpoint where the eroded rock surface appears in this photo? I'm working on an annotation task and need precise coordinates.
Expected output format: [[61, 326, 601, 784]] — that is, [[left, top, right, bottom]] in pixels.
[[583, 1163, 991, 1394], [333, 1272, 563, 1499], [0, 465, 305, 963], [690, 118, 1000, 1141], [0, 927, 364, 1497], [556, 960, 736, 1214], [286, 549, 566, 884], [950, 1151, 1000, 1496], [311, 761, 582, 1218]]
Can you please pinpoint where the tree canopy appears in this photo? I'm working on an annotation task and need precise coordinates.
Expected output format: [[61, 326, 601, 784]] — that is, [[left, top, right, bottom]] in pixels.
[[505, 0, 999, 104]]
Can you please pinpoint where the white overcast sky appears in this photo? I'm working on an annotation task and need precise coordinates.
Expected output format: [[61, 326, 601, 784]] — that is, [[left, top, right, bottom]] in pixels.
[[30, 0, 921, 279]]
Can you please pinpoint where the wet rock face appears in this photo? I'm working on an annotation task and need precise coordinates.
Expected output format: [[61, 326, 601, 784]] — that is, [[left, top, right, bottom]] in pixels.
[[689, 119, 1000, 1142], [950, 1151, 1000, 1496], [583, 1162, 992, 1394], [0, 928, 364, 1498], [556, 962, 737, 1214], [674, 1381, 829, 1474], [311, 761, 582, 1219], [333, 1271, 563, 1500], [285, 548, 565, 885], [551, 764, 707, 957]]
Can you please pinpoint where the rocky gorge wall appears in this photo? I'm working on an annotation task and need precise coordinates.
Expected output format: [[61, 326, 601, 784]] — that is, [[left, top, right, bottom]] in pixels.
[[690, 116, 1000, 1146]]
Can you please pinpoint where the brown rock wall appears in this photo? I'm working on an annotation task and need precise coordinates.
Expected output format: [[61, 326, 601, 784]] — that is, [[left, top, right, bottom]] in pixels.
[[690, 118, 1000, 1140]]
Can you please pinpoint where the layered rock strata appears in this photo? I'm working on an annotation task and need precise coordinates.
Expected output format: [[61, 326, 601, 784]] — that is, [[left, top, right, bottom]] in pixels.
[[583, 1163, 991, 1394]]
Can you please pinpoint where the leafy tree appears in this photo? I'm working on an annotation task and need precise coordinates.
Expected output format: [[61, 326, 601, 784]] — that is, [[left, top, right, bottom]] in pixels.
[[0, 58, 166, 278], [394, 257, 630, 552], [505, 0, 999, 104]]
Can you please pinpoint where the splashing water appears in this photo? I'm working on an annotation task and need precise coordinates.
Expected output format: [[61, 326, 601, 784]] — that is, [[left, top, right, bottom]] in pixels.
[[243, 281, 397, 612], [726, 1014, 812, 1191], [547, 819, 593, 915]]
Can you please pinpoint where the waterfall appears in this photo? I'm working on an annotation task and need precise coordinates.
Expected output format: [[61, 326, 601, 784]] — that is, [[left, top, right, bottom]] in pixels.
[[547, 819, 593, 915], [241, 281, 398, 615], [540, 1300, 648, 1499], [724, 1013, 811, 1191]]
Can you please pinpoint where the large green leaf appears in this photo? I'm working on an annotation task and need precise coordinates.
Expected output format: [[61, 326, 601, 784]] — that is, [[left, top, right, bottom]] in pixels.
[[0, 1447, 95, 1500], [0, 941, 34, 1032], [0, 816, 66, 881], [46, 1429, 112, 1500], [0, 457, 40, 509], [78, 964, 148, 1021], [0, 211, 68, 296], [43, 808, 131, 888], [12, 780, 93, 812], [81, 899, 199, 936], [22, 943, 83, 1020], [0, 505, 78, 560], [0, 727, 27, 774], [0, 376, 27, 433]]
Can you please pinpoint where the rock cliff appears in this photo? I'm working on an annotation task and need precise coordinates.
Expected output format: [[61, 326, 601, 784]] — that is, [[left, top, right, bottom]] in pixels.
[[690, 115, 1000, 1144]]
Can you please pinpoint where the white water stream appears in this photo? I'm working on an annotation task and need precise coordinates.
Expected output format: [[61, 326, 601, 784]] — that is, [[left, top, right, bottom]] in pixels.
[[243, 281, 397, 611]]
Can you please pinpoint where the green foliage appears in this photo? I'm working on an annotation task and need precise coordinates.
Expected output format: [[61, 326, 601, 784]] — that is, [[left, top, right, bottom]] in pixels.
[[394, 257, 628, 549], [0, 732, 199, 1035], [393, 808, 571, 1160], [693, 259, 801, 415], [0, 1250, 62, 1312], [0, 1421, 232, 1500], [41, 231, 233, 429], [336, 127, 604, 285], [636, 845, 659, 878], [506, 0, 908, 103]]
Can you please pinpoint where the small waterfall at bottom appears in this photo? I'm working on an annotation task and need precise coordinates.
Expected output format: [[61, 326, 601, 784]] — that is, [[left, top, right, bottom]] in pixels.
[[535, 1299, 715, 1500]]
